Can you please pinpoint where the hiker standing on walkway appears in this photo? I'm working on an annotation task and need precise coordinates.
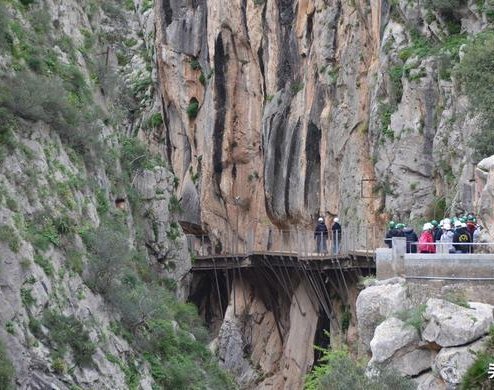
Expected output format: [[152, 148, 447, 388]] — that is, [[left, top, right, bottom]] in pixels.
[[332, 217, 342, 254], [453, 220, 472, 254], [418, 223, 436, 253], [314, 217, 329, 254], [403, 224, 418, 253]]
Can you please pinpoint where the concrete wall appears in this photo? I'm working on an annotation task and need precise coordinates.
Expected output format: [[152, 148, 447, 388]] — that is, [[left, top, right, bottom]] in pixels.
[[376, 237, 494, 304], [377, 237, 494, 281]]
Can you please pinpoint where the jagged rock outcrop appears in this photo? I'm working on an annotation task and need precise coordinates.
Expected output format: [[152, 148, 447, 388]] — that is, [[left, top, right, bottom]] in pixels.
[[422, 298, 494, 347], [154, 0, 492, 251], [434, 338, 487, 386], [358, 281, 494, 389], [356, 277, 411, 350], [216, 274, 319, 389]]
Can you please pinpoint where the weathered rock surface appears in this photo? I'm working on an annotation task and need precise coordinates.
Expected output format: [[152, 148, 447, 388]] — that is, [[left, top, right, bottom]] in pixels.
[[369, 317, 419, 363], [434, 338, 487, 385], [414, 372, 447, 390], [356, 279, 411, 349], [216, 274, 318, 389], [422, 299, 494, 347]]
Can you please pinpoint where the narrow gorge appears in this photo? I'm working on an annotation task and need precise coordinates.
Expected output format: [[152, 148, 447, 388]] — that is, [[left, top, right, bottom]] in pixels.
[[1, 0, 494, 389]]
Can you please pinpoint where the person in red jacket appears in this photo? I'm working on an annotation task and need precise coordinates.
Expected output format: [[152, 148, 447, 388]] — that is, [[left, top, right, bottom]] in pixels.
[[418, 223, 436, 253]]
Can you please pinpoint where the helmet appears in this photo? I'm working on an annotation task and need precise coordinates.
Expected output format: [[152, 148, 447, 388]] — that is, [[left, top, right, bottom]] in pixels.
[[422, 223, 430, 231], [443, 223, 452, 230], [459, 217, 467, 223], [389, 221, 396, 228], [467, 215, 475, 221], [431, 220, 438, 227], [334, 217, 339, 223], [443, 218, 451, 225], [396, 223, 405, 229], [318, 217, 324, 223], [454, 220, 462, 228]]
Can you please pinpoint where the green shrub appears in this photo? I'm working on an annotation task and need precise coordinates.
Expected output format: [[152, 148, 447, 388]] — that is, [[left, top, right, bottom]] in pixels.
[[84, 218, 131, 294], [305, 349, 415, 390], [95, 188, 110, 216], [51, 357, 66, 374], [5, 321, 15, 335], [388, 65, 403, 104], [66, 249, 84, 275], [291, 81, 304, 95], [0, 226, 20, 253], [20, 287, 35, 307], [443, 290, 470, 308], [168, 195, 183, 214], [0, 339, 14, 390], [120, 137, 164, 176], [33, 254, 54, 276], [186, 99, 199, 119], [395, 304, 426, 334], [379, 103, 395, 141], [455, 31, 494, 161], [147, 112, 163, 128], [461, 327, 494, 389], [190, 58, 201, 70], [42, 310, 96, 366]]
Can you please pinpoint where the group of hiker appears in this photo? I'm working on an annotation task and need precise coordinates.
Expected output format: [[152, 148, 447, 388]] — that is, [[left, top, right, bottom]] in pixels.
[[385, 215, 482, 254], [314, 217, 342, 254]]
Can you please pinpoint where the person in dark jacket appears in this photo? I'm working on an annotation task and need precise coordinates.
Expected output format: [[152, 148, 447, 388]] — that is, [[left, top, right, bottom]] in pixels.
[[314, 217, 329, 254], [384, 221, 396, 248], [453, 221, 472, 254], [385, 221, 404, 248], [332, 217, 342, 254], [431, 220, 442, 242], [403, 225, 418, 253]]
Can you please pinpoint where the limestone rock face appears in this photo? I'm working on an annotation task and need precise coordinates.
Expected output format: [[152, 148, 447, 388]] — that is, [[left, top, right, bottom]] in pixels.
[[476, 155, 494, 240], [369, 317, 419, 363], [358, 281, 494, 389], [154, 0, 491, 251], [135, 167, 192, 299], [434, 338, 487, 385], [422, 299, 494, 347], [356, 280, 411, 349], [217, 275, 318, 389], [414, 372, 447, 390]]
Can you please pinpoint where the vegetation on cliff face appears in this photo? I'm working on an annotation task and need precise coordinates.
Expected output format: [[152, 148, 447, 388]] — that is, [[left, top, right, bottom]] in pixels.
[[304, 348, 414, 390], [455, 31, 494, 162], [461, 326, 494, 390], [0, 0, 232, 387]]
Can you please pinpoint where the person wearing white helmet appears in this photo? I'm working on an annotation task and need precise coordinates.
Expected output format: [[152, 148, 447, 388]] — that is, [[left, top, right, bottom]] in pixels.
[[452, 220, 472, 253], [439, 223, 454, 253], [314, 216, 329, 254], [331, 217, 342, 254]]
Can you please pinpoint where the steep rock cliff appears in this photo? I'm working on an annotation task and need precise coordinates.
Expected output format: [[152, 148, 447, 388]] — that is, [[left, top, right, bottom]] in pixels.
[[156, 0, 492, 244]]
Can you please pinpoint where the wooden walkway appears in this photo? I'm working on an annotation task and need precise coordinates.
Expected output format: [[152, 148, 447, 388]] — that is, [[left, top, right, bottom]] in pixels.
[[191, 250, 375, 271]]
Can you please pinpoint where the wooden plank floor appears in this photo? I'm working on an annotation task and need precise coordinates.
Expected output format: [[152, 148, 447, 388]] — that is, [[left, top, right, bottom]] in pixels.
[[191, 250, 376, 271]]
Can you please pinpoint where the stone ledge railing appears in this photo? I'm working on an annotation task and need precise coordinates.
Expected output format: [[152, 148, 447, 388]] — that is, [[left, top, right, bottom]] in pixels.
[[377, 237, 494, 281]]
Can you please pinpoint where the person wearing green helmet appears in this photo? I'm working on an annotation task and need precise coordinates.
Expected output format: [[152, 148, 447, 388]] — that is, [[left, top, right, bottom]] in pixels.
[[384, 220, 403, 248], [431, 220, 441, 242]]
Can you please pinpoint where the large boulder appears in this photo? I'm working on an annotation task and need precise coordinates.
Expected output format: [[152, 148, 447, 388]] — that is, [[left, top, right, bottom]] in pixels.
[[356, 278, 411, 349], [369, 317, 435, 376], [422, 299, 494, 347], [389, 348, 436, 377], [434, 338, 487, 385], [414, 372, 447, 390], [370, 317, 419, 363]]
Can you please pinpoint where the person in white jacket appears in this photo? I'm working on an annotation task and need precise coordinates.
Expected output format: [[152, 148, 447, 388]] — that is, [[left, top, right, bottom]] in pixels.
[[439, 223, 454, 253]]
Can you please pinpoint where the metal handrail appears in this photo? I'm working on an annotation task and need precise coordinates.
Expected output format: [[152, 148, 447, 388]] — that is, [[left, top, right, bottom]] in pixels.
[[186, 224, 383, 258]]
